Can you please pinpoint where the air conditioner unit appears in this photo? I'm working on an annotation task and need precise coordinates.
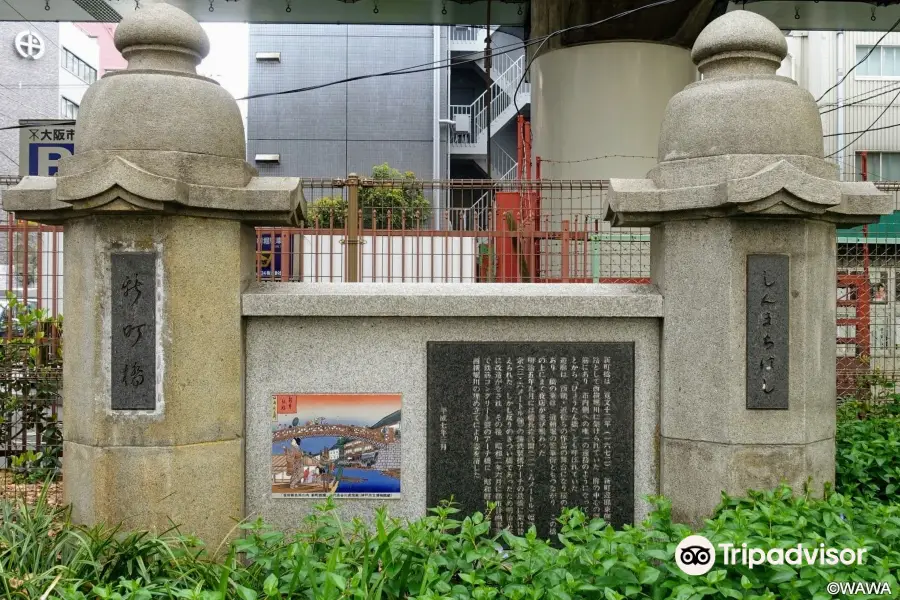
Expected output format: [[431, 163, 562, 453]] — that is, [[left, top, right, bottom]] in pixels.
[[453, 114, 470, 134], [255, 154, 281, 164], [255, 52, 281, 62]]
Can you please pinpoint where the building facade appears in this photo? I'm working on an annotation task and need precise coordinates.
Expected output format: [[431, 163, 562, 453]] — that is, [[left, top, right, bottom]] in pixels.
[[0, 23, 98, 306], [0, 24, 62, 176], [76, 23, 127, 76], [246, 25, 531, 218], [59, 23, 100, 121], [784, 30, 900, 383], [247, 26, 450, 183]]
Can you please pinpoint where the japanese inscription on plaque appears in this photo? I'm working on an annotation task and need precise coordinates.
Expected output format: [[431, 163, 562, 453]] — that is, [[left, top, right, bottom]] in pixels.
[[427, 342, 635, 537], [111, 253, 157, 411], [746, 254, 789, 410]]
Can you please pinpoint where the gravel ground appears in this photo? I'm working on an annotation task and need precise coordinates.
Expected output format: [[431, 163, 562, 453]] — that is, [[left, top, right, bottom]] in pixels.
[[0, 473, 62, 507]]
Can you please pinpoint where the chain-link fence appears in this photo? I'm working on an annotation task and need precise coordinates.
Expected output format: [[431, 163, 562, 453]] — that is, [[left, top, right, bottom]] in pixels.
[[258, 178, 648, 284], [0, 180, 63, 505]]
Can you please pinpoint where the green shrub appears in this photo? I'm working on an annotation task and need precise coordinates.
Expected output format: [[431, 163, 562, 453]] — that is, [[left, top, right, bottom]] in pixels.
[[836, 414, 900, 503], [835, 373, 900, 503], [0, 292, 63, 484], [1, 484, 898, 599], [307, 163, 430, 230]]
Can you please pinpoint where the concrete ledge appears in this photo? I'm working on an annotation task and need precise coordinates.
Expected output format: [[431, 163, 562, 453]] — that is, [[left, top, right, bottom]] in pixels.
[[241, 283, 664, 318]]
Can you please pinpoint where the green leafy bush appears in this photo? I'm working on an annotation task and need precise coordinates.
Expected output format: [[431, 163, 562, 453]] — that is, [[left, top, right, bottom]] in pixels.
[[307, 163, 431, 230], [1, 484, 898, 599], [836, 411, 900, 503], [0, 293, 63, 484], [835, 371, 900, 503]]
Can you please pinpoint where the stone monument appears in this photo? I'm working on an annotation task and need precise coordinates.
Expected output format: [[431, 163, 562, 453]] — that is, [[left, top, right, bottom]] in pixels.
[[4, 3, 304, 544], [607, 11, 893, 524]]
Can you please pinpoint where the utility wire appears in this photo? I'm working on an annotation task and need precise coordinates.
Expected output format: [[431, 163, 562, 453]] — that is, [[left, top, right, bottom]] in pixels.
[[0, 1, 679, 128], [236, 36, 536, 102], [825, 87, 900, 158], [823, 120, 900, 137], [541, 154, 657, 164], [819, 80, 900, 108], [513, 0, 680, 116], [815, 16, 900, 104], [0, 121, 75, 132], [820, 84, 900, 115], [828, 155, 885, 181], [0, 148, 19, 168], [238, 0, 679, 104], [2, 0, 62, 51]]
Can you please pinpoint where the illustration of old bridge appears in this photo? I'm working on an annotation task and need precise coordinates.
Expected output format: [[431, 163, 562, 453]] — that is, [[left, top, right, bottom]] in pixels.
[[272, 423, 396, 447]]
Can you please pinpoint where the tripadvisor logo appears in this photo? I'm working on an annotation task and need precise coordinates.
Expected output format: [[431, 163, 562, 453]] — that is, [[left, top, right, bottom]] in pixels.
[[675, 535, 716, 576], [675, 535, 868, 576]]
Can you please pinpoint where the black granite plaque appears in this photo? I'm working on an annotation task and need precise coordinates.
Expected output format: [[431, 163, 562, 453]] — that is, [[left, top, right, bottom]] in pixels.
[[746, 254, 789, 410], [427, 342, 635, 538], [111, 252, 156, 411]]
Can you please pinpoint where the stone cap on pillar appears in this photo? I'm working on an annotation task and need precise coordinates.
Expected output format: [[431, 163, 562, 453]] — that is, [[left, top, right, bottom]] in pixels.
[[3, 2, 305, 226], [605, 10, 892, 228]]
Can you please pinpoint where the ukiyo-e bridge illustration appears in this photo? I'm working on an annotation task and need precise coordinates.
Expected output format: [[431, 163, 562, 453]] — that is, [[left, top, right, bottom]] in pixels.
[[272, 423, 397, 447], [271, 395, 402, 499]]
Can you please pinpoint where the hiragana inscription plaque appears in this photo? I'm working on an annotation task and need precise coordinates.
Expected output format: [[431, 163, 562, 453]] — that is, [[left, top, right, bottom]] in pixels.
[[746, 254, 790, 410]]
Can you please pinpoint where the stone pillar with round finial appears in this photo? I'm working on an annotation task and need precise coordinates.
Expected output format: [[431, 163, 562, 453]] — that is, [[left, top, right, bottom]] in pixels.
[[4, 3, 304, 544], [607, 11, 893, 524]]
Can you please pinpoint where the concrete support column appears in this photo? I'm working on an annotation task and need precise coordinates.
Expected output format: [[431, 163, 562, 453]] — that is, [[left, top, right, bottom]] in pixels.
[[607, 11, 892, 525], [527, 0, 720, 180], [4, 4, 304, 544], [531, 43, 695, 180]]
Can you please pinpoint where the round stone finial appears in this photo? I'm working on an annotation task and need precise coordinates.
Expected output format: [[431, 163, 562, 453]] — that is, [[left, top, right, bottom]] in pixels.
[[691, 10, 787, 68], [114, 2, 211, 61], [656, 10, 823, 165]]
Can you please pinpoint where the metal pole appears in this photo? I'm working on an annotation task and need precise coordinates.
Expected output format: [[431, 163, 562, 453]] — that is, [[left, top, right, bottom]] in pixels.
[[485, 0, 492, 179], [346, 174, 361, 282], [836, 30, 845, 180]]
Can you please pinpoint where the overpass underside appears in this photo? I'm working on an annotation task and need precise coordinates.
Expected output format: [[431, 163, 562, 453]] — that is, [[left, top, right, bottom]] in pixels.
[[11, 0, 900, 31]]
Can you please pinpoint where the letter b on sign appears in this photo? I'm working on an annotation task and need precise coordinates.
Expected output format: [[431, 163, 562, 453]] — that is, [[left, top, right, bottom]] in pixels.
[[29, 144, 74, 176]]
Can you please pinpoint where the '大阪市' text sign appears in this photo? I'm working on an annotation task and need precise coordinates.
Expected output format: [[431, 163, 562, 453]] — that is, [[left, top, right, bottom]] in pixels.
[[18, 121, 75, 177], [426, 342, 634, 537]]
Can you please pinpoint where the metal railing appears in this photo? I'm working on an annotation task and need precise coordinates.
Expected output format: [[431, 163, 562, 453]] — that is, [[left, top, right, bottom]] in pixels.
[[449, 54, 530, 148], [490, 142, 518, 181], [449, 26, 486, 42], [263, 178, 630, 284]]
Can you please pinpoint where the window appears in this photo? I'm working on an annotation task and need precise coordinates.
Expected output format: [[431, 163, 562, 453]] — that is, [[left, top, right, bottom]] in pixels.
[[61, 97, 78, 119], [856, 45, 900, 77], [62, 48, 97, 84], [854, 152, 900, 180]]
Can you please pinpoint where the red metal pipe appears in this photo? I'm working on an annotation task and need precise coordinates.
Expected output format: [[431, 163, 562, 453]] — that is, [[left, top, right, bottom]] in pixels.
[[524, 121, 532, 180], [516, 115, 524, 181]]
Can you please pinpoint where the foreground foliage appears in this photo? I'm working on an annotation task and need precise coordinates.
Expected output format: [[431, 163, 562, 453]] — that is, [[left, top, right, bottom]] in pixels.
[[836, 380, 900, 503], [0, 484, 898, 600], [0, 293, 63, 485]]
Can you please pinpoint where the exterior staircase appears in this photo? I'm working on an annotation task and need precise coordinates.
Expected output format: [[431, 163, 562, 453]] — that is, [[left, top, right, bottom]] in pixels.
[[448, 28, 531, 158]]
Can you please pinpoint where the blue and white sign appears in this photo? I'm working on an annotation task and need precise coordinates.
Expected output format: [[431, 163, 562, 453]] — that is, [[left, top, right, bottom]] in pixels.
[[18, 121, 76, 177], [259, 231, 299, 280]]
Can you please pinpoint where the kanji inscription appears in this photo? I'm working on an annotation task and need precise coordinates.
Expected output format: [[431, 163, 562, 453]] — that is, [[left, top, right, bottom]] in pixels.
[[746, 254, 789, 410], [111, 253, 157, 410], [426, 342, 635, 537]]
